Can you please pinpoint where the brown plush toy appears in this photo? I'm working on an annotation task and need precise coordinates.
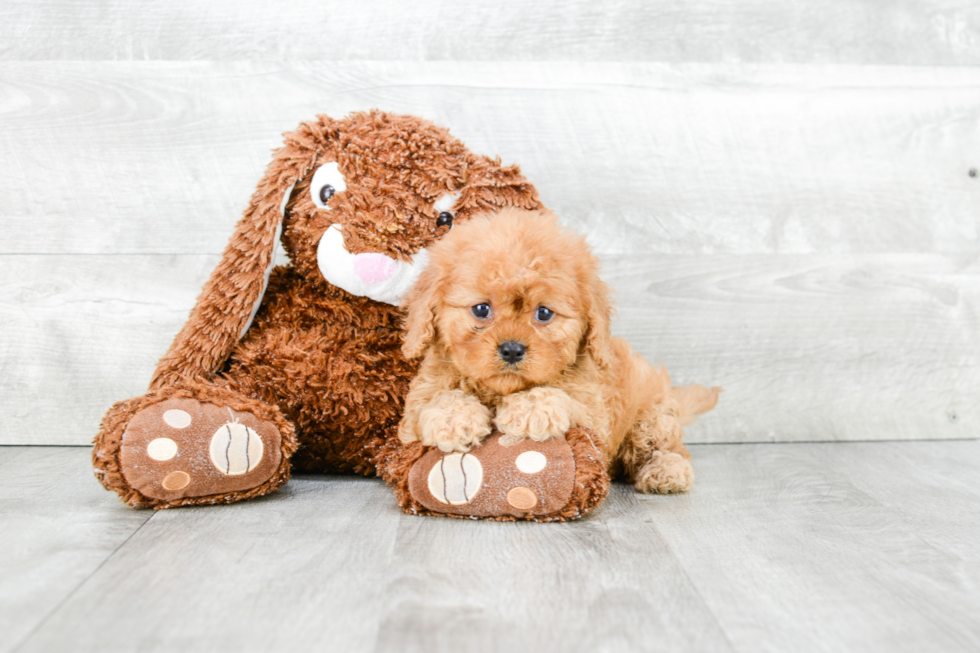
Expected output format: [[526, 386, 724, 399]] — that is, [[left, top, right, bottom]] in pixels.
[[93, 110, 609, 521]]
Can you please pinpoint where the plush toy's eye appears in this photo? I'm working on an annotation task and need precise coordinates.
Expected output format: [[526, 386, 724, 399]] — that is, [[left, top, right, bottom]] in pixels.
[[535, 306, 555, 323], [310, 162, 347, 209], [433, 192, 461, 230], [471, 303, 491, 319]]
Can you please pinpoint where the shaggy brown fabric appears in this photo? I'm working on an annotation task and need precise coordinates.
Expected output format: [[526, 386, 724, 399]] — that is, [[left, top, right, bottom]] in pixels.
[[93, 110, 611, 519], [149, 112, 540, 392]]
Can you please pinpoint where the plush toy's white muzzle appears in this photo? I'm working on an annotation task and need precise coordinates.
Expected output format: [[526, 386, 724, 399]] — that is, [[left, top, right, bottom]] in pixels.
[[316, 224, 430, 306]]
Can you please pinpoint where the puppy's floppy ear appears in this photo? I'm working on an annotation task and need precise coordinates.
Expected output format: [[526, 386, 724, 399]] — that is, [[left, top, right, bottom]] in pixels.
[[401, 261, 442, 359], [150, 118, 331, 389], [584, 270, 617, 370]]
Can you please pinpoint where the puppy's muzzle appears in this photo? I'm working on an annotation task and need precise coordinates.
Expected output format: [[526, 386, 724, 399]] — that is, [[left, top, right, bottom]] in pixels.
[[498, 341, 526, 365]]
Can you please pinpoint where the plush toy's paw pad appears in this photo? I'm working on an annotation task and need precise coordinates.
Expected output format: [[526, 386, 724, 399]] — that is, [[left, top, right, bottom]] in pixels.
[[408, 432, 576, 518], [118, 398, 282, 501], [634, 451, 694, 494]]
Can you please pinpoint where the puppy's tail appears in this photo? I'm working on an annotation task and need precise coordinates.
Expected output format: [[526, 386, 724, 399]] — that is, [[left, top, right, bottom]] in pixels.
[[673, 384, 722, 426]]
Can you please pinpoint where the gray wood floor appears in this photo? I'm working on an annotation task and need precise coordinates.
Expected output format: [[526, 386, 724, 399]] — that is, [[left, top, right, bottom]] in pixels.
[[4, 441, 979, 653]]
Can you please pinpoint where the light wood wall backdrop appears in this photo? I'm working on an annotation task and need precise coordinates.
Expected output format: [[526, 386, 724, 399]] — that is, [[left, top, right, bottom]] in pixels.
[[1, 1, 978, 445]]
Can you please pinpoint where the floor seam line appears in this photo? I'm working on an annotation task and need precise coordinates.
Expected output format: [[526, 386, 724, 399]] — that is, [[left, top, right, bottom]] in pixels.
[[10, 510, 156, 653], [648, 518, 740, 653]]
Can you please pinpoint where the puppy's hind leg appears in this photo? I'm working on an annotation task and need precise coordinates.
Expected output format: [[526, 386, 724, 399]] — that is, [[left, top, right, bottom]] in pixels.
[[619, 401, 694, 494]]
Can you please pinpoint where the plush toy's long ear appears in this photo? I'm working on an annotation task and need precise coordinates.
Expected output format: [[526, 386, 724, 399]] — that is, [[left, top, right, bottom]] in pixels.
[[150, 132, 319, 390], [401, 261, 442, 360]]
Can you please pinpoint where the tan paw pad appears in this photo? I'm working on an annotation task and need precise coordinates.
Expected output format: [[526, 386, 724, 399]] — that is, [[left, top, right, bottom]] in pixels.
[[408, 431, 575, 518], [162, 471, 190, 491], [209, 423, 263, 475], [427, 452, 483, 505], [515, 451, 546, 474], [506, 486, 538, 510], [119, 397, 282, 501], [146, 438, 177, 461], [162, 409, 192, 428]]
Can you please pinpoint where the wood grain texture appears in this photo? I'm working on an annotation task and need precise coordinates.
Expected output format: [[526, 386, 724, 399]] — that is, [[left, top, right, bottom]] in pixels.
[[0, 0, 978, 65], [0, 62, 977, 255], [371, 492, 731, 653], [608, 253, 980, 443], [645, 441, 980, 652], [2, 253, 976, 446], [18, 474, 406, 653], [14, 442, 980, 652], [9, 452, 732, 653], [0, 255, 218, 446], [0, 447, 150, 653]]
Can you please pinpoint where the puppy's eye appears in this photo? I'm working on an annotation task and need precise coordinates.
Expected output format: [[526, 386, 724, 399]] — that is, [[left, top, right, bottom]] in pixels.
[[535, 306, 555, 323], [436, 212, 454, 228], [471, 303, 491, 319], [310, 162, 347, 209]]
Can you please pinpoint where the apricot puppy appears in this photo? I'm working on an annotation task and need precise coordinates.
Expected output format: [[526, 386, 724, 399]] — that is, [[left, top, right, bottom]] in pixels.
[[399, 208, 719, 493]]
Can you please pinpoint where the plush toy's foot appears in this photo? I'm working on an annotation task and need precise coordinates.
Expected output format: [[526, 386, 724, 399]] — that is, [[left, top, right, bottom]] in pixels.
[[93, 384, 297, 509], [382, 428, 609, 522]]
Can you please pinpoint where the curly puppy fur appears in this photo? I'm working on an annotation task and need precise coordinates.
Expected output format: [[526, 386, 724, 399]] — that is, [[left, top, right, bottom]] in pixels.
[[399, 208, 720, 493], [93, 111, 542, 508]]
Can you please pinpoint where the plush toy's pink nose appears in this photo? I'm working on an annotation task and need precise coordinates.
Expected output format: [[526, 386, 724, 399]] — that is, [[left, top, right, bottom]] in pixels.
[[353, 253, 398, 285]]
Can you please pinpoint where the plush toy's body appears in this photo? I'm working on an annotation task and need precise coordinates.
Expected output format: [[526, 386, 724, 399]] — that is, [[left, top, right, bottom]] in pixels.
[[93, 111, 609, 519], [216, 271, 411, 476]]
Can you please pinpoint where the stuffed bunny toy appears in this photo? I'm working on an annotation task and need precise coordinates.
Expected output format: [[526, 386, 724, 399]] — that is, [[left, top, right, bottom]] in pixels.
[[93, 111, 610, 521]]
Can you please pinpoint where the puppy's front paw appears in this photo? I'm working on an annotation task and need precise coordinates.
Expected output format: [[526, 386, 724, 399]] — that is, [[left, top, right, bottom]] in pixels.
[[417, 390, 493, 453], [494, 387, 576, 443]]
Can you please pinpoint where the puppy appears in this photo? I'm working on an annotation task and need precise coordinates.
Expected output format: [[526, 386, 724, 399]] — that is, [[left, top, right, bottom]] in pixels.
[[398, 207, 719, 493]]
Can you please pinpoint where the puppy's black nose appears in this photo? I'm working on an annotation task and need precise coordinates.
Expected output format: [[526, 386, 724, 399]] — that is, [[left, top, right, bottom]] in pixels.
[[498, 341, 526, 364]]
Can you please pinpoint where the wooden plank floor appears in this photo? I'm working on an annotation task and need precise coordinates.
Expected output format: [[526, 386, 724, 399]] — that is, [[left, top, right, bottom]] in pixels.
[[5, 441, 979, 653]]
